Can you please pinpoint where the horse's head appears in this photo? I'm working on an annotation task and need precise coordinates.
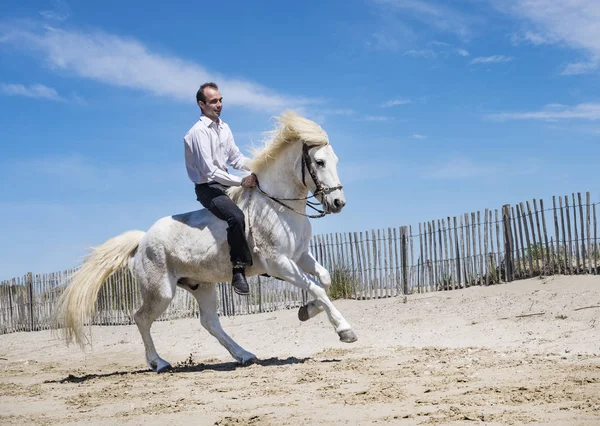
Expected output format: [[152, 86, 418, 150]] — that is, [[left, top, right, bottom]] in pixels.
[[247, 110, 346, 215], [302, 143, 346, 214]]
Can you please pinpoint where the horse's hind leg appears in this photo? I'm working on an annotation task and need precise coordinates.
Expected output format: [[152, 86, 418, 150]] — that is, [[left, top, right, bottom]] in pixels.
[[134, 271, 176, 373], [185, 283, 257, 364]]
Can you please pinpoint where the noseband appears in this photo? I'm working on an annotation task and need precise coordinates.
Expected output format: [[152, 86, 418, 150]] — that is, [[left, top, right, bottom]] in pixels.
[[255, 143, 343, 218]]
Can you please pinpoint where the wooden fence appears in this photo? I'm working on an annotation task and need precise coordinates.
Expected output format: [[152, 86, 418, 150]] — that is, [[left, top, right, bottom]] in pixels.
[[1, 191, 597, 334]]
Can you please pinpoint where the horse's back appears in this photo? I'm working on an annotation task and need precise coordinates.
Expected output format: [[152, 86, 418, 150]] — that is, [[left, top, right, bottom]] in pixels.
[[135, 208, 231, 282]]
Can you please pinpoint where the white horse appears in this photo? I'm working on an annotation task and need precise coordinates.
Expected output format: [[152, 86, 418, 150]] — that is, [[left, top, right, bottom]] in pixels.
[[54, 110, 357, 373]]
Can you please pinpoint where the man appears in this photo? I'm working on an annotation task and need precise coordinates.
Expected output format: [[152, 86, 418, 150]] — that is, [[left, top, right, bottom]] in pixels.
[[183, 82, 258, 296]]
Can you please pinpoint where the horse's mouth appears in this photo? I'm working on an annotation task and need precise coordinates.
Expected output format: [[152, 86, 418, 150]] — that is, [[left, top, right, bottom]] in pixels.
[[324, 198, 346, 214]]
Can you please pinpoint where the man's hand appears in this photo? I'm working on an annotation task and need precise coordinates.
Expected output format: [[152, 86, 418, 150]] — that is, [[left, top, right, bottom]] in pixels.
[[241, 173, 258, 188]]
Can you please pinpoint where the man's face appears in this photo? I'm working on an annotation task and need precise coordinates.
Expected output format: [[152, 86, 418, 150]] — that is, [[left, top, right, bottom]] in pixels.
[[199, 87, 223, 121]]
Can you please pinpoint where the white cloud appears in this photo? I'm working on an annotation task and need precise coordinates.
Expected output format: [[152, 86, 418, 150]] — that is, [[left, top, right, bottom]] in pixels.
[[470, 55, 514, 64], [368, 32, 402, 52], [498, 0, 600, 74], [381, 98, 411, 108], [404, 49, 438, 59], [318, 108, 355, 116], [488, 103, 600, 121], [39, 0, 71, 22], [561, 60, 599, 76], [511, 31, 552, 46], [371, 0, 473, 39], [403, 44, 469, 60], [0, 83, 64, 101], [0, 23, 316, 112], [364, 115, 392, 121], [412, 133, 427, 139]]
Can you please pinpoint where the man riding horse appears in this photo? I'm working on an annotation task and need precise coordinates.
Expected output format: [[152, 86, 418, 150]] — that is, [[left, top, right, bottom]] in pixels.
[[183, 82, 258, 296]]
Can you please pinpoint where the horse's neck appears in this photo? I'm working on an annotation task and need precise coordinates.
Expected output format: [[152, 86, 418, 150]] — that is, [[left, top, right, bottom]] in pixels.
[[256, 148, 308, 212]]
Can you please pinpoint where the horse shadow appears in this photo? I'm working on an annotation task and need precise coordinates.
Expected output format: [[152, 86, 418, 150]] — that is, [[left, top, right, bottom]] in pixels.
[[45, 356, 313, 384]]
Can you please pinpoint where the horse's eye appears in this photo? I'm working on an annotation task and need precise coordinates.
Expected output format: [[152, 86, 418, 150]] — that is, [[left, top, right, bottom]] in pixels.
[[315, 160, 325, 167]]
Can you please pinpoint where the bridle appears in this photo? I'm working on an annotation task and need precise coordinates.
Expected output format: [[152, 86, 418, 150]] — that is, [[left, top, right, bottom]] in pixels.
[[255, 142, 343, 219]]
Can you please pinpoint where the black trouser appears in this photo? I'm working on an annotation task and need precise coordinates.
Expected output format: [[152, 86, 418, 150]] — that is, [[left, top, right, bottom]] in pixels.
[[195, 182, 253, 268]]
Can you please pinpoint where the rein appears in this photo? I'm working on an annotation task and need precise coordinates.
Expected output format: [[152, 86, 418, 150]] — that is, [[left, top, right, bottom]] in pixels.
[[254, 143, 343, 219]]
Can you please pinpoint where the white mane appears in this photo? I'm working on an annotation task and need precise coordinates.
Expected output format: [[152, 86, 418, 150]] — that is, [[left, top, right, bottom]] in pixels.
[[229, 110, 329, 202], [248, 110, 329, 173]]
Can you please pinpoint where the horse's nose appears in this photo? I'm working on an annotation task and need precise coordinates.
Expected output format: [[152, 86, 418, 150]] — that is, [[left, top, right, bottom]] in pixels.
[[333, 198, 346, 210]]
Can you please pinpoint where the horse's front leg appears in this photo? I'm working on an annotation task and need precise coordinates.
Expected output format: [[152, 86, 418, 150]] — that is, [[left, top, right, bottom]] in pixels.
[[266, 256, 357, 343], [297, 250, 331, 288], [296, 251, 329, 322]]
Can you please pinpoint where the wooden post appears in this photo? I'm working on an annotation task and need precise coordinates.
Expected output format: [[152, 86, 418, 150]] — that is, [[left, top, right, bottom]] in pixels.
[[526, 201, 540, 274], [257, 275, 263, 313], [511, 206, 522, 279], [577, 193, 586, 272], [552, 196, 561, 274], [533, 199, 545, 272], [418, 224, 423, 293], [565, 195, 574, 274], [347, 233, 356, 299], [518, 203, 533, 276], [393, 228, 400, 296], [26, 272, 34, 332], [400, 226, 409, 295], [353, 232, 364, 298], [423, 222, 429, 291], [586, 192, 592, 273], [388, 228, 394, 297], [477, 211, 483, 285], [377, 229, 385, 298], [428, 221, 434, 291], [488, 210, 496, 284], [484, 209, 489, 286], [442, 219, 450, 290], [432, 221, 438, 290], [594, 203, 598, 274], [502, 205, 514, 282], [409, 225, 415, 289], [464, 213, 472, 285], [459, 215, 466, 287], [514, 205, 523, 277], [447, 217, 455, 289], [559, 196, 569, 273], [366, 231, 374, 299], [437, 220, 443, 289], [495, 210, 502, 283], [372, 229, 379, 297], [539, 199, 550, 273], [572, 194, 581, 273]]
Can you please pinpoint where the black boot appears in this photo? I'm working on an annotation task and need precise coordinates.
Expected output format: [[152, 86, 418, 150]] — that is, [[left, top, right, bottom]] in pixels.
[[232, 267, 250, 296]]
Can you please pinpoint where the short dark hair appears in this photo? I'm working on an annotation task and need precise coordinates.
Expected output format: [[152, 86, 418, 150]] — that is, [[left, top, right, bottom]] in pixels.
[[196, 82, 218, 104]]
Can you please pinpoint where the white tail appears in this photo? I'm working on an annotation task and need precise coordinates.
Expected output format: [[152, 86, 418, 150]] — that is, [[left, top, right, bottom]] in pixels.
[[53, 230, 145, 348]]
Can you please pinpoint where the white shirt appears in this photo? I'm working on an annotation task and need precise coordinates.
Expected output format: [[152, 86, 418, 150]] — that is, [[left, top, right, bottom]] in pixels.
[[184, 115, 250, 186]]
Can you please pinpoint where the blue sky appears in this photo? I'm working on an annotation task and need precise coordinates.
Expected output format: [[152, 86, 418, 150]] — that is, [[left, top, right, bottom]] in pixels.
[[1, 0, 599, 279]]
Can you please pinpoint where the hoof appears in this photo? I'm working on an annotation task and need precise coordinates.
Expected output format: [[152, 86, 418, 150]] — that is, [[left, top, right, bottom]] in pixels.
[[151, 358, 172, 373], [338, 329, 358, 343], [238, 353, 258, 366], [298, 305, 310, 322], [241, 357, 259, 366]]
